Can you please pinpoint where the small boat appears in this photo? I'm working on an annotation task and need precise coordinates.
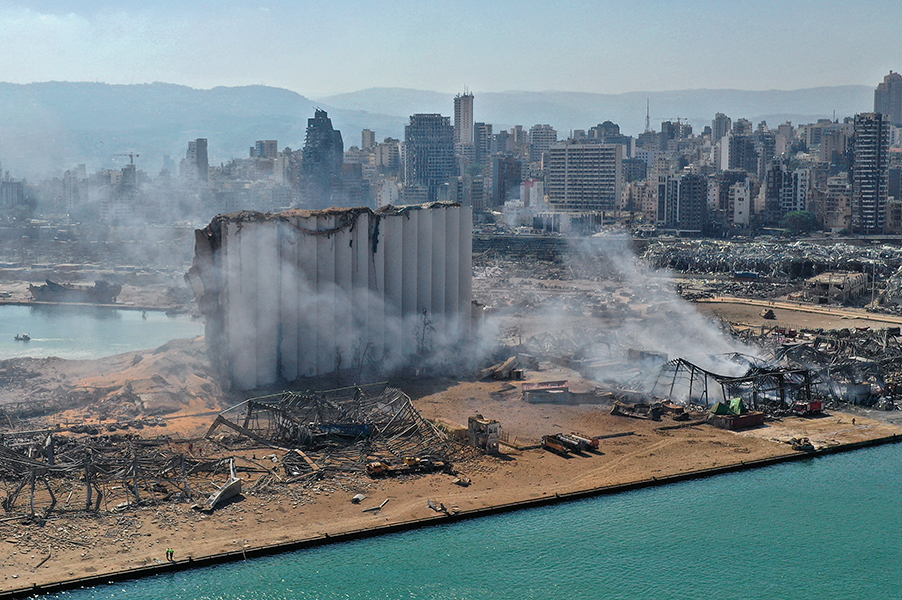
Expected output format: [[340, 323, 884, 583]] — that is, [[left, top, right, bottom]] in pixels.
[[14, 333, 30, 342]]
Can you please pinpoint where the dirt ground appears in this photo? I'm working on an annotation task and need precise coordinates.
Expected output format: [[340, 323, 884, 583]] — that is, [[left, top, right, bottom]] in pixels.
[[696, 296, 902, 331], [3, 281, 902, 593]]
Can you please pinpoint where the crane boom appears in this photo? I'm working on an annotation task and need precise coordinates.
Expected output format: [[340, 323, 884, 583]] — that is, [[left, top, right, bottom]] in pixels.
[[113, 152, 140, 165]]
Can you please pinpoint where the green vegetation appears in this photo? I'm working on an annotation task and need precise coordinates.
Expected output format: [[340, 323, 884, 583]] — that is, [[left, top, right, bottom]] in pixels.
[[779, 210, 820, 235]]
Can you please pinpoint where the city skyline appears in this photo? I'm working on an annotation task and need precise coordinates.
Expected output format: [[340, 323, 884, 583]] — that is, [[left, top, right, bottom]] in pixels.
[[3, 1, 901, 97]]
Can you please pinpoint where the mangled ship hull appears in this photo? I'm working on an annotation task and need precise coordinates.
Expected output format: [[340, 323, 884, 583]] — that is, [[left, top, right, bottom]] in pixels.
[[29, 279, 122, 304], [186, 202, 472, 389]]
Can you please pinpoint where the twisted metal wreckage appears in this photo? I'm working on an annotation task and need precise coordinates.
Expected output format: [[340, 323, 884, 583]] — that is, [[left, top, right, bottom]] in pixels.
[[649, 326, 902, 412], [205, 383, 459, 474], [0, 384, 461, 520], [0, 433, 225, 519]]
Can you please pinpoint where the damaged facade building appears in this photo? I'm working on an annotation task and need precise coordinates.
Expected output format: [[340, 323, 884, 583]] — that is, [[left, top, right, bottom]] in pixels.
[[187, 202, 472, 389]]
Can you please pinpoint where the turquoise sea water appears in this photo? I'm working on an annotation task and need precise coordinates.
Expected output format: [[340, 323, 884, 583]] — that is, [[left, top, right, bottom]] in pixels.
[[45, 443, 902, 600], [0, 305, 203, 360]]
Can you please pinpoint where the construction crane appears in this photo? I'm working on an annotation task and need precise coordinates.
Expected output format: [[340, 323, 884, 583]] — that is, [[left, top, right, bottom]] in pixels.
[[113, 152, 140, 165]]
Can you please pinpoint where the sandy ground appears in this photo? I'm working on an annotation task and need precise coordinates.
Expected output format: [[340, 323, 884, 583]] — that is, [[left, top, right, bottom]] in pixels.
[[3, 289, 902, 593], [2, 376, 900, 593], [696, 296, 902, 331]]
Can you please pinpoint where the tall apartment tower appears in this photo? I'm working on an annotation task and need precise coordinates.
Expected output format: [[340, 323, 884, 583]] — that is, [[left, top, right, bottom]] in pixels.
[[361, 129, 376, 150], [182, 138, 209, 182], [454, 92, 475, 167], [252, 140, 278, 159], [874, 71, 902, 125], [301, 109, 344, 208], [529, 124, 558, 163], [404, 114, 455, 202], [453, 92, 475, 147], [851, 112, 890, 234], [661, 173, 707, 231], [474, 122, 493, 164], [545, 142, 622, 211], [712, 113, 732, 142]]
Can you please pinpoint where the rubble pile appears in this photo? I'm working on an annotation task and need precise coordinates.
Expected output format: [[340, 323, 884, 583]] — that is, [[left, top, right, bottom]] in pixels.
[[0, 338, 228, 426], [0, 432, 243, 520], [676, 280, 798, 300], [773, 327, 902, 409], [642, 240, 901, 280], [649, 326, 902, 412], [206, 383, 467, 475], [874, 265, 902, 313]]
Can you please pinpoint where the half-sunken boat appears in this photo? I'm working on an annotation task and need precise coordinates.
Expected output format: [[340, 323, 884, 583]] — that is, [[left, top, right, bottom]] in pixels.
[[28, 279, 122, 304]]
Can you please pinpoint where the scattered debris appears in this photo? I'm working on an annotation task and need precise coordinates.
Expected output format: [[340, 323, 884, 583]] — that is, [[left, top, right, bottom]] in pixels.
[[206, 383, 462, 475], [788, 437, 816, 452], [200, 458, 241, 511]]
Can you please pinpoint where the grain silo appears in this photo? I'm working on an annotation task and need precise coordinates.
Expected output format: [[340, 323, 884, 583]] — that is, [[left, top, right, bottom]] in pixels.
[[186, 202, 472, 389]]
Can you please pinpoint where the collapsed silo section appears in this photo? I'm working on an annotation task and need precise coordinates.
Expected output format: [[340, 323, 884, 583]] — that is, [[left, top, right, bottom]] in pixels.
[[186, 202, 472, 390]]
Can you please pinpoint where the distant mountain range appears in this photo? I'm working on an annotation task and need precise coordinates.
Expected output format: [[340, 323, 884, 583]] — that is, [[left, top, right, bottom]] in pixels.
[[319, 86, 875, 136], [0, 82, 875, 178], [0, 82, 403, 178]]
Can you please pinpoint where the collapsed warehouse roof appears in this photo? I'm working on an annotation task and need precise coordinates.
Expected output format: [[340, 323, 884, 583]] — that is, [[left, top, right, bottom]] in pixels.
[[650, 356, 819, 414], [0, 431, 240, 519], [205, 383, 461, 474], [648, 324, 902, 413]]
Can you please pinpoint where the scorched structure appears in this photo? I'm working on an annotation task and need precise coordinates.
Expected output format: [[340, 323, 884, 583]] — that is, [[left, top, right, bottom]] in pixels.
[[187, 202, 472, 389]]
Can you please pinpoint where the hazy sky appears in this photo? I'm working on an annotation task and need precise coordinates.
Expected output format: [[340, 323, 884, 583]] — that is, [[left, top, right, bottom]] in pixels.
[[3, 1, 900, 97]]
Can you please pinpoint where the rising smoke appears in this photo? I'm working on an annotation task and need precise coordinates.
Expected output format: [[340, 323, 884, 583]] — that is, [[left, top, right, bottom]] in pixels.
[[480, 232, 759, 393]]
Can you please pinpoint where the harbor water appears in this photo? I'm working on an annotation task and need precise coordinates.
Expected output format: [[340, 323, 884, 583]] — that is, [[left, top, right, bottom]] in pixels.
[[0, 304, 203, 360], [44, 442, 902, 600]]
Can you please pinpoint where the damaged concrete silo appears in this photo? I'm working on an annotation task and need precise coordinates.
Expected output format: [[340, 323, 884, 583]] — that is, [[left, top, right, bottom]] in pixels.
[[186, 202, 473, 389]]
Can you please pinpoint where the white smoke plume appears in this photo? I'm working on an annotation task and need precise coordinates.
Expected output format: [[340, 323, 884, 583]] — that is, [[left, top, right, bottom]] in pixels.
[[480, 232, 760, 395]]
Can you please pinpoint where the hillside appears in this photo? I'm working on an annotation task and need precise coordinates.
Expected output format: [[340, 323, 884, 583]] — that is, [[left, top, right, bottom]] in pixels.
[[319, 85, 875, 136], [0, 82, 875, 178], [0, 82, 403, 177]]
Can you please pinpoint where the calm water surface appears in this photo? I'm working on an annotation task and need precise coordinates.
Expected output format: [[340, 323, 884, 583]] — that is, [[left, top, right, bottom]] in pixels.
[[0, 304, 203, 359], [45, 442, 902, 600]]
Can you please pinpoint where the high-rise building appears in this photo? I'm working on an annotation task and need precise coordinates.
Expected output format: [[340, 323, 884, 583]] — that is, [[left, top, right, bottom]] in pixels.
[[709, 170, 749, 230], [361, 129, 376, 150], [474, 122, 493, 164], [0, 179, 25, 208], [453, 92, 474, 147], [545, 142, 622, 211], [404, 114, 455, 202], [528, 124, 558, 163], [712, 113, 732, 142], [491, 155, 523, 207], [181, 138, 208, 183], [719, 135, 758, 175], [762, 162, 810, 226], [301, 109, 344, 208], [374, 138, 401, 175], [732, 118, 753, 136], [663, 173, 707, 231], [251, 140, 279, 159], [874, 71, 902, 126], [754, 131, 776, 180], [851, 112, 890, 234]]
